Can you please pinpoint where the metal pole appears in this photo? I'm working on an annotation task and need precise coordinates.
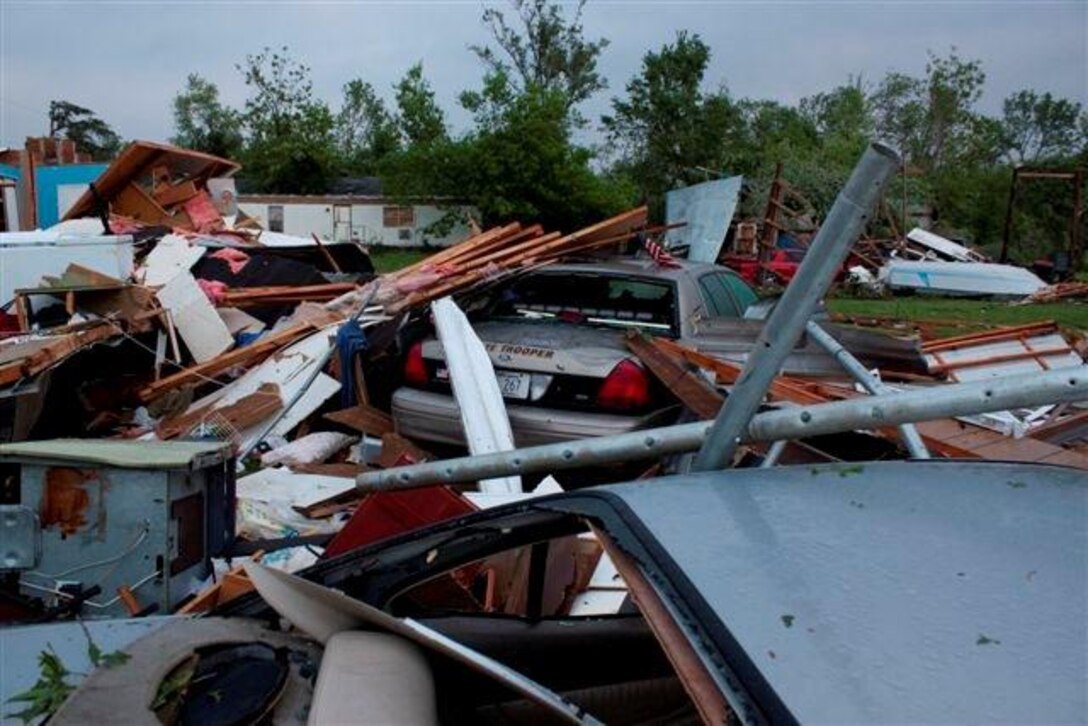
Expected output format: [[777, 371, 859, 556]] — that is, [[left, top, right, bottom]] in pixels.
[[758, 439, 789, 468], [694, 143, 902, 471], [356, 367, 1087, 492], [805, 321, 930, 459]]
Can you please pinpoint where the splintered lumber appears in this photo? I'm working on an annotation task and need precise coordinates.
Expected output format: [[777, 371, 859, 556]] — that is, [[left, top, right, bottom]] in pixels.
[[137, 322, 315, 402], [655, 334, 1088, 467], [921, 321, 1060, 353], [652, 338, 828, 406], [156, 382, 282, 441], [913, 419, 1088, 468], [433, 224, 541, 271], [388, 207, 650, 312], [390, 223, 523, 281], [221, 283, 358, 307], [153, 180, 200, 207], [0, 324, 120, 387], [626, 332, 724, 419], [389, 231, 563, 308], [311, 233, 343, 273], [323, 404, 394, 437], [178, 552, 263, 614], [1028, 282, 1088, 302]]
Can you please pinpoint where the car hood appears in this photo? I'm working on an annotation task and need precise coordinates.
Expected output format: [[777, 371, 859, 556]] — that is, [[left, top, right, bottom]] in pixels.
[[421, 319, 632, 377]]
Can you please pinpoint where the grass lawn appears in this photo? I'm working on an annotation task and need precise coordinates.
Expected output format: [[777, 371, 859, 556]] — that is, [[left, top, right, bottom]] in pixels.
[[828, 295, 1088, 335], [368, 247, 433, 274]]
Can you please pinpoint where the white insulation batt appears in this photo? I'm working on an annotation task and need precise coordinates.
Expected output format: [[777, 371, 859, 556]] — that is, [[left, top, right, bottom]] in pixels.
[[431, 297, 522, 494]]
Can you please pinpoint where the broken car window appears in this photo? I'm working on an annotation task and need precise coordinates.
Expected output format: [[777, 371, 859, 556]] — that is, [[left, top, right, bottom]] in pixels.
[[494, 273, 677, 332]]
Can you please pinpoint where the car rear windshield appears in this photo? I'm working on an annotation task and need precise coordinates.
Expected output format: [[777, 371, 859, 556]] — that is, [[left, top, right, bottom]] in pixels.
[[492, 273, 677, 333]]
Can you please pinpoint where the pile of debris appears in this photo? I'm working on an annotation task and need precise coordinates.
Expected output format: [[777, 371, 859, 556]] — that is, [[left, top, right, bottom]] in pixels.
[[0, 140, 1085, 628], [0, 141, 1084, 726]]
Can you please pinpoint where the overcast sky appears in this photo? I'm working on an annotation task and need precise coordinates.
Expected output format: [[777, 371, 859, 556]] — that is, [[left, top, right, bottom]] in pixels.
[[1, 0, 1085, 150]]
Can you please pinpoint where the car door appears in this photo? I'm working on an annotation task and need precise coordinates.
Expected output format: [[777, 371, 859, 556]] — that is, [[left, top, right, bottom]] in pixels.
[[696, 271, 757, 319], [683, 269, 830, 373]]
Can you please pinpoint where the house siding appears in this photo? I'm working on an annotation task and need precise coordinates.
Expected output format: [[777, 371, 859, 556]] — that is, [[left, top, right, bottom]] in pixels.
[[237, 196, 476, 248]]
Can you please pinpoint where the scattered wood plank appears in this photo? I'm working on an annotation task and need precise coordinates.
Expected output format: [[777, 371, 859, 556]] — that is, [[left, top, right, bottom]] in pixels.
[[152, 180, 199, 207], [137, 322, 315, 402], [323, 404, 394, 437], [378, 432, 433, 469], [625, 331, 723, 419], [652, 337, 828, 406], [0, 324, 120, 387], [156, 382, 282, 441], [221, 283, 358, 307], [290, 463, 366, 478]]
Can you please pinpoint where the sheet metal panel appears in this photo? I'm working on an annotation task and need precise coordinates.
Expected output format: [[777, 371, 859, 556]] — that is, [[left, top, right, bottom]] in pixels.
[[666, 176, 743, 263]]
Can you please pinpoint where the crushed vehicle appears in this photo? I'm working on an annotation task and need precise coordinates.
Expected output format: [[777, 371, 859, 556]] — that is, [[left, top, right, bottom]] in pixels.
[[15, 460, 1084, 724], [393, 257, 923, 447]]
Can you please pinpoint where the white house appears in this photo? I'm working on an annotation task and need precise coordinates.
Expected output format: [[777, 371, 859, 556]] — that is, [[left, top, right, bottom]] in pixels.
[[237, 195, 477, 248]]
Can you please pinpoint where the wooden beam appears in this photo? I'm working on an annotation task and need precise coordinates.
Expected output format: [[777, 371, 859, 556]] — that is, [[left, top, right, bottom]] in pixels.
[[137, 322, 316, 402], [625, 331, 723, 419]]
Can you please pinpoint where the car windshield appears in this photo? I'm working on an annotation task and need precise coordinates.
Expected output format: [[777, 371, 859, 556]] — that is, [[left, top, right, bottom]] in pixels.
[[492, 272, 677, 333]]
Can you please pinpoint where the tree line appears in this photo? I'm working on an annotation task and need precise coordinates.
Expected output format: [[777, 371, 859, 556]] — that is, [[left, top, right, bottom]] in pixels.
[[49, 0, 1088, 261]]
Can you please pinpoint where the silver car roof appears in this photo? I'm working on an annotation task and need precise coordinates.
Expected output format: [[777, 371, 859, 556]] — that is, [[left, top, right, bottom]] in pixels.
[[532, 257, 729, 281], [599, 460, 1088, 724]]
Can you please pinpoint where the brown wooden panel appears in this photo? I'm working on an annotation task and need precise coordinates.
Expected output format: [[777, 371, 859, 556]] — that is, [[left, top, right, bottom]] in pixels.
[[324, 404, 395, 437]]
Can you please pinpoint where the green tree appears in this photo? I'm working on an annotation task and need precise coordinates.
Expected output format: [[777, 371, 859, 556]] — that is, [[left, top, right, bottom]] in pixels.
[[799, 80, 871, 160], [170, 74, 244, 159], [238, 47, 338, 193], [454, 70, 631, 229], [336, 79, 400, 175], [395, 63, 447, 147], [471, 0, 609, 123], [602, 32, 742, 216], [1001, 90, 1087, 164], [47, 100, 121, 160], [870, 50, 989, 172]]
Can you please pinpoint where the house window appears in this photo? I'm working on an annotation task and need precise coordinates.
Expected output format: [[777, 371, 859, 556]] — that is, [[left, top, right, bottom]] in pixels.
[[383, 206, 415, 228], [268, 205, 284, 233]]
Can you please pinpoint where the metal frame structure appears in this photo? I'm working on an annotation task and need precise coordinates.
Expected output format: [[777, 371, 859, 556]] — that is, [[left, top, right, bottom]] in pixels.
[[356, 367, 1087, 492], [694, 143, 901, 470], [999, 165, 1085, 268]]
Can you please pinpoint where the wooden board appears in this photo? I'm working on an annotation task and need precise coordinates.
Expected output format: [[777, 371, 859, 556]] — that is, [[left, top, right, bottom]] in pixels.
[[625, 332, 723, 419], [138, 322, 315, 402], [324, 404, 394, 437]]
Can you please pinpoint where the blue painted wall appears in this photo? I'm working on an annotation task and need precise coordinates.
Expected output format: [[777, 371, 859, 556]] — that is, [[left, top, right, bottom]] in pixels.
[[34, 163, 107, 228], [0, 163, 19, 181]]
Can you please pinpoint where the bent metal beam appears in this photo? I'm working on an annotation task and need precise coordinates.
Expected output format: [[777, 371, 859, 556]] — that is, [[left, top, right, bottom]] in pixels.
[[356, 367, 1088, 493]]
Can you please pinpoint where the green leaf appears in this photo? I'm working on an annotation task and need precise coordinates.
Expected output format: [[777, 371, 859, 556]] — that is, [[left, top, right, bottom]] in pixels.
[[4, 647, 75, 723]]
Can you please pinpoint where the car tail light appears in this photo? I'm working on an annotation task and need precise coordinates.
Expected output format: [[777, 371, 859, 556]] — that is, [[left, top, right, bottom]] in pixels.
[[404, 342, 429, 387], [597, 359, 652, 412]]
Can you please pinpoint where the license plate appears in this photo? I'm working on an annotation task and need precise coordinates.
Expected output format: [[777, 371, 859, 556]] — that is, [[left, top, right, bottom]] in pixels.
[[495, 371, 531, 399]]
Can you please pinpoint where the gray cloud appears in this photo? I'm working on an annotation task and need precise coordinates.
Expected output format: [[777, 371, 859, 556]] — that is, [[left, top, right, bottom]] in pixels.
[[2, 0, 1084, 149]]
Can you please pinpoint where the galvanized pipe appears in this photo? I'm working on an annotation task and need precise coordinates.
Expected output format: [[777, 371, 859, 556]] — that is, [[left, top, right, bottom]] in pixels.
[[694, 142, 902, 471], [805, 321, 930, 459], [758, 439, 789, 468], [356, 367, 1088, 492]]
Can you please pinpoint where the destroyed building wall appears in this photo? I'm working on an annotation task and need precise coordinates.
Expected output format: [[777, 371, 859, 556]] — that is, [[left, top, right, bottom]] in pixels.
[[33, 162, 109, 228], [0, 164, 18, 232], [237, 195, 476, 248], [1, 138, 107, 231]]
